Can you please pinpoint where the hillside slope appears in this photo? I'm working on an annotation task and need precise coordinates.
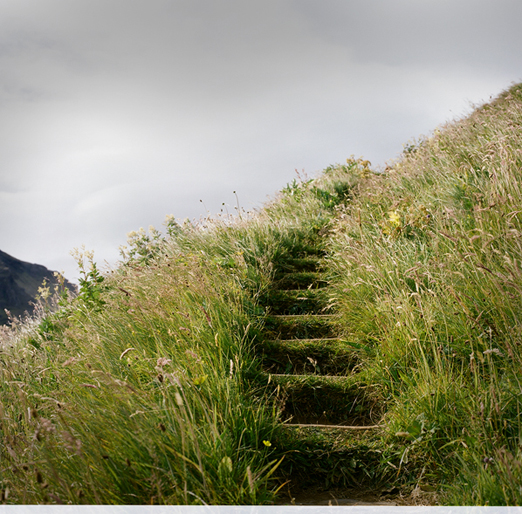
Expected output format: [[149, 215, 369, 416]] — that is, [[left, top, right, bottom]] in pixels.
[[1, 82, 522, 505], [325, 82, 522, 504]]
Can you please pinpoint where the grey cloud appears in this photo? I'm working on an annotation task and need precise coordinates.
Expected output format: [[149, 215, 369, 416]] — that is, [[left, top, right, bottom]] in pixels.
[[0, 0, 519, 282], [293, 0, 522, 72]]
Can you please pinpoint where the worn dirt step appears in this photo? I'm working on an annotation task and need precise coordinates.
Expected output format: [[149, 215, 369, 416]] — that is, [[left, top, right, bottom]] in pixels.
[[273, 272, 328, 290], [262, 373, 382, 426], [259, 338, 358, 375], [272, 428, 388, 492], [283, 423, 382, 430], [264, 314, 337, 340], [286, 244, 327, 258], [276, 257, 322, 273], [263, 289, 331, 315]]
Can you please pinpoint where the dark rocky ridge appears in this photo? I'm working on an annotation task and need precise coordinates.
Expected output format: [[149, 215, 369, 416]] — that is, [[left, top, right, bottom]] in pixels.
[[0, 249, 76, 325]]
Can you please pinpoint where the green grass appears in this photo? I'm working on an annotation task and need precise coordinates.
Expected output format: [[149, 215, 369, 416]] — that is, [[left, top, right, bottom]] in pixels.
[[2, 82, 522, 504], [0, 241, 280, 504], [325, 83, 522, 504], [0, 163, 350, 504]]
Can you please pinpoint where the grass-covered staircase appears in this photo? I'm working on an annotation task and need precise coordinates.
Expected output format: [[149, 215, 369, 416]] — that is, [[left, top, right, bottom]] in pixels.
[[253, 232, 388, 503]]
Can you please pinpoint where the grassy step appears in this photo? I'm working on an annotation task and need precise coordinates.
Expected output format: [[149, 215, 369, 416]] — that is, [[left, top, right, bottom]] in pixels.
[[263, 373, 382, 426], [283, 422, 381, 430], [257, 237, 391, 498], [272, 428, 393, 493], [286, 244, 326, 258], [260, 338, 358, 375], [275, 257, 321, 273], [262, 289, 330, 315], [264, 314, 337, 340], [273, 272, 328, 290]]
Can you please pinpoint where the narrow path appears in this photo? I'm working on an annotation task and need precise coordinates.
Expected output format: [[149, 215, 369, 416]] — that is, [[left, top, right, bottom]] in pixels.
[[253, 239, 387, 503]]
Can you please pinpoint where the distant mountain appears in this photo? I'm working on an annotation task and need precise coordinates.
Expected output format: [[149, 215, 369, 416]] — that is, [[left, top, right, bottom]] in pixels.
[[0, 249, 77, 325]]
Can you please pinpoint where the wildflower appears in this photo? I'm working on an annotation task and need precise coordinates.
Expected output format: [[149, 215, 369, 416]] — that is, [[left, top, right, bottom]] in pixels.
[[388, 211, 401, 227], [381, 210, 402, 236], [219, 456, 233, 474], [40, 418, 55, 433], [156, 357, 172, 368], [185, 350, 201, 362], [263, 440, 272, 447], [483, 348, 503, 356], [193, 375, 207, 386], [62, 431, 82, 455]]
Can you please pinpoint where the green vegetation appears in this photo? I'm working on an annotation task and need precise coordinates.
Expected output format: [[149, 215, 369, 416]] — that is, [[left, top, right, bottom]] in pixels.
[[2, 82, 522, 505], [326, 83, 522, 504]]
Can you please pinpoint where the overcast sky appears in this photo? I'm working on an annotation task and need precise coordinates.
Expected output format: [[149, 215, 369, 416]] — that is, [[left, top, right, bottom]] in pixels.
[[1, 0, 520, 282]]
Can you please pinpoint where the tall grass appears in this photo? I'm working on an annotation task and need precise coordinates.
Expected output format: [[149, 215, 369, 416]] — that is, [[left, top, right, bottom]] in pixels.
[[0, 238, 278, 504], [326, 83, 522, 504], [0, 162, 352, 504]]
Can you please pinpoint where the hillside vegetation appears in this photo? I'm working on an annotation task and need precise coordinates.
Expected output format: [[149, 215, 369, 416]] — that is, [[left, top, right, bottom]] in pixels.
[[1, 83, 522, 505]]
